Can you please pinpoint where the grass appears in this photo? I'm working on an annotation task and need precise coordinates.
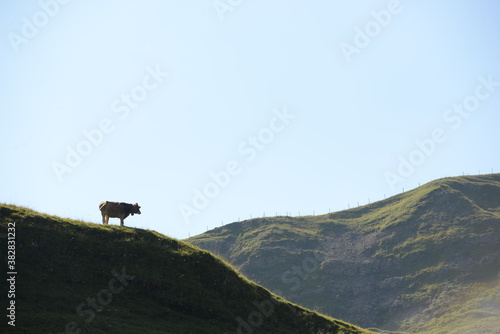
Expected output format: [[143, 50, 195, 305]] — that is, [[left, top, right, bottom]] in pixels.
[[0, 203, 373, 334], [187, 174, 500, 333]]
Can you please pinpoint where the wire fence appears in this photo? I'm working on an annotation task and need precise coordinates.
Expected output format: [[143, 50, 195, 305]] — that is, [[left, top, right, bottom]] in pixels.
[[191, 169, 497, 236]]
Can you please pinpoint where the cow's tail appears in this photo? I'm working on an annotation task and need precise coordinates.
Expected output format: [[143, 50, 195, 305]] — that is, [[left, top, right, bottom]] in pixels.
[[99, 201, 108, 211]]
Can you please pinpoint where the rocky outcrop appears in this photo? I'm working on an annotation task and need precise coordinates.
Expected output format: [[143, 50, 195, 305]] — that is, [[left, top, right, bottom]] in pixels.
[[188, 174, 500, 332]]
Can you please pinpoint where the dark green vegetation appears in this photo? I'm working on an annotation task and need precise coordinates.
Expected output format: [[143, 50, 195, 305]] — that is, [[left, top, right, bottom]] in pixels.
[[188, 174, 500, 333], [0, 204, 372, 334]]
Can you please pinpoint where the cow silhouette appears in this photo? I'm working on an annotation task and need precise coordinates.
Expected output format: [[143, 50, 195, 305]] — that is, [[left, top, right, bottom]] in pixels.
[[99, 201, 141, 226]]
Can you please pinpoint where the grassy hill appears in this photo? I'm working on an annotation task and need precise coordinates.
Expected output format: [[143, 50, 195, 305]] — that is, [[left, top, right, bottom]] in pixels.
[[187, 174, 500, 333], [0, 204, 372, 334]]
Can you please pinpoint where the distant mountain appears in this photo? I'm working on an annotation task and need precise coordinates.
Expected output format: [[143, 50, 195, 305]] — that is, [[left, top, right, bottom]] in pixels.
[[0, 204, 372, 334], [188, 174, 500, 333]]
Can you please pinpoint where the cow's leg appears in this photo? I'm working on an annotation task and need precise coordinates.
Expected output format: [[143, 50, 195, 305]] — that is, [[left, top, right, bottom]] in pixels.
[[105, 216, 109, 225], [101, 213, 106, 225], [120, 218, 124, 227]]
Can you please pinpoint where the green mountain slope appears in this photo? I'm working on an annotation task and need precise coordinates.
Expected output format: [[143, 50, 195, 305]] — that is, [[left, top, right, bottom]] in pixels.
[[187, 174, 500, 333], [0, 204, 372, 334]]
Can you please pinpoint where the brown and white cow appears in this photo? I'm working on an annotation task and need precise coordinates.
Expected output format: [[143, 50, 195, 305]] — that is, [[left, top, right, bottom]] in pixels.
[[99, 201, 141, 226]]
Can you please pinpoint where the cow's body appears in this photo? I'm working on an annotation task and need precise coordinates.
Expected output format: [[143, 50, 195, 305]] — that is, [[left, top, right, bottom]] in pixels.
[[99, 201, 141, 226]]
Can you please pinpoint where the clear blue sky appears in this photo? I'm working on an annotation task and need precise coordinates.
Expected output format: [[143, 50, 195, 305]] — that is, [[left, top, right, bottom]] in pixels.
[[2, 0, 500, 239]]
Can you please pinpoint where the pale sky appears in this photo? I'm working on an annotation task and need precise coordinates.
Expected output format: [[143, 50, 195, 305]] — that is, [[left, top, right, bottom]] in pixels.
[[2, 0, 500, 239]]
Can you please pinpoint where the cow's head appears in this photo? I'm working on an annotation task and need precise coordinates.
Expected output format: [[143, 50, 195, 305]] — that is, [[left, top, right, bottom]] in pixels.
[[131, 203, 141, 215]]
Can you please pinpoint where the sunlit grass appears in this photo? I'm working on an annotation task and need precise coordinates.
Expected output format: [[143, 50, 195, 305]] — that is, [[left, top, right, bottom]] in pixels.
[[187, 174, 500, 334]]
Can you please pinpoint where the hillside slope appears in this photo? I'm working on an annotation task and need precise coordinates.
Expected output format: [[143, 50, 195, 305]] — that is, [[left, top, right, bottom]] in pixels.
[[188, 174, 500, 333], [0, 204, 372, 334]]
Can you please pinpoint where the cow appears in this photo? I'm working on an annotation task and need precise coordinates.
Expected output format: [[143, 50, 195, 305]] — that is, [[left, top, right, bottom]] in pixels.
[[99, 201, 141, 226]]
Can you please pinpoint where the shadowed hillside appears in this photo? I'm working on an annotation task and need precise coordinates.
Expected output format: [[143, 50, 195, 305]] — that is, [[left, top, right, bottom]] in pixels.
[[188, 174, 500, 333], [0, 204, 372, 334]]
